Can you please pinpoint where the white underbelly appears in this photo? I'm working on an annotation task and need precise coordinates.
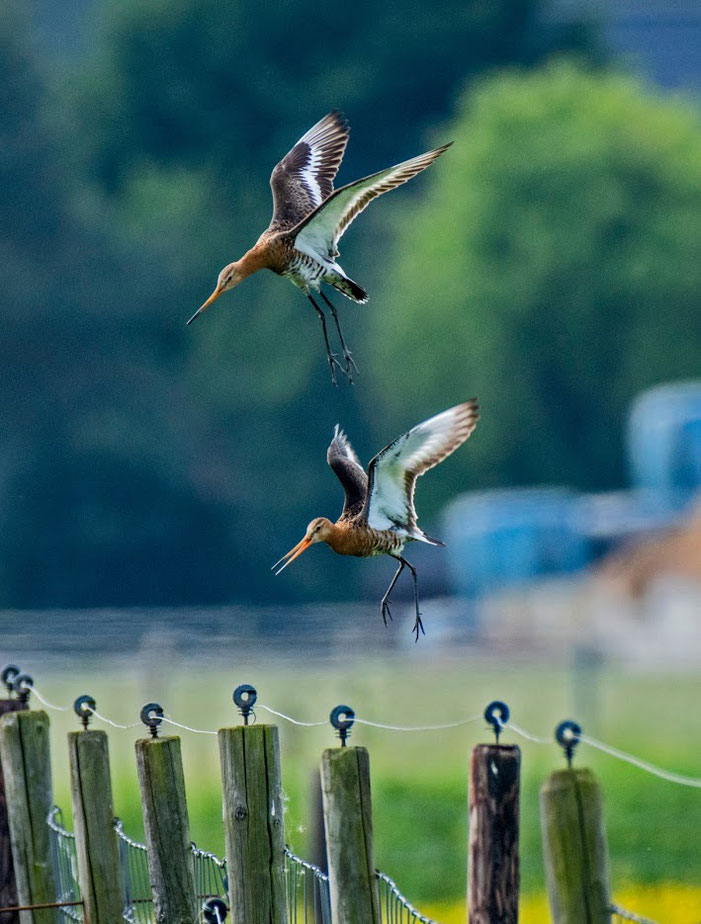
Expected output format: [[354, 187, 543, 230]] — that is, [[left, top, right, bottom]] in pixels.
[[283, 252, 326, 291]]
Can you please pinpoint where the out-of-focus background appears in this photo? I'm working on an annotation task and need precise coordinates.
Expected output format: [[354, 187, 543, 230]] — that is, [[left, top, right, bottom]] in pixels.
[[1, 0, 700, 919]]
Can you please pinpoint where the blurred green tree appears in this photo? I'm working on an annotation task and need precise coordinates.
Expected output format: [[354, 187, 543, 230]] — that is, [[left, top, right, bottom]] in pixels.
[[366, 60, 701, 499], [0, 3, 232, 607], [2, 1, 603, 608]]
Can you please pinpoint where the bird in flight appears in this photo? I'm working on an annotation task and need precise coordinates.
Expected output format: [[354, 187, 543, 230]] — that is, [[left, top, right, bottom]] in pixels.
[[273, 401, 479, 640], [187, 111, 451, 385]]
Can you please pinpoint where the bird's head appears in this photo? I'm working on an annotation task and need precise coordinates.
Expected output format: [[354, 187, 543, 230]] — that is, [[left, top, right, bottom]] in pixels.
[[273, 517, 334, 575], [187, 262, 245, 326]]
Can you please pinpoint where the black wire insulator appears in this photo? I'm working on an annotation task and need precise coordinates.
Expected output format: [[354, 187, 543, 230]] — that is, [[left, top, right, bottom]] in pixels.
[[140, 703, 164, 738], [330, 705, 355, 747], [555, 720, 582, 768], [1, 665, 21, 696], [233, 684, 257, 726], [484, 701, 510, 743], [203, 898, 228, 922], [13, 674, 33, 705], [74, 695, 97, 730]]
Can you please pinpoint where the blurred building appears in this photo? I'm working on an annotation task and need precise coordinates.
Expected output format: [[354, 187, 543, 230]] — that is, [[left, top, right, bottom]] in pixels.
[[444, 380, 701, 593], [554, 1, 701, 91]]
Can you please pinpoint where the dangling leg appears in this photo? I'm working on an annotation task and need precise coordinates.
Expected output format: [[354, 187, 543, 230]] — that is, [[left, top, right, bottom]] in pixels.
[[307, 294, 343, 386], [398, 556, 424, 642], [319, 290, 359, 381], [380, 558, 405, 627]]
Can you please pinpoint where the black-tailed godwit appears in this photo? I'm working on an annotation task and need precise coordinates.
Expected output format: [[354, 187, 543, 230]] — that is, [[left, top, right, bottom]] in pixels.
[[187, 111, 451, 385], [273, 401, 479, 639]]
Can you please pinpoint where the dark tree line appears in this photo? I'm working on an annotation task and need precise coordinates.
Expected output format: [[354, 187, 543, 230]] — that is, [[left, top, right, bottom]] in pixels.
[[12, 0, 682, 610]]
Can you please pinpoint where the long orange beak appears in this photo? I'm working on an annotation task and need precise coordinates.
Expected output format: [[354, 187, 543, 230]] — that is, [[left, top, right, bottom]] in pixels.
[[272, 536, 313, 576], [187, 285, 223, 326]]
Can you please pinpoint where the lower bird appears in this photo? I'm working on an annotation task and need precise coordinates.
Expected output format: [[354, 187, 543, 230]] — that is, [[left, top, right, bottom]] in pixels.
[[187, 110, 451, 385], [273, 401, 480, 640]]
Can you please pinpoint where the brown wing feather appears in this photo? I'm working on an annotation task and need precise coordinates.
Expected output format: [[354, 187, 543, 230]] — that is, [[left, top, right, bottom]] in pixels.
[[269, 111, 349, 231], [327, 426, 368, 520]]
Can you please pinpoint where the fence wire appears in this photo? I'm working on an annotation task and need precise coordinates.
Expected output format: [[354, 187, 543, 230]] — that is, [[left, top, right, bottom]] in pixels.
[[284, 848, 331, 923], [47, 807, 84, 922], [376, 871, 439, 924], [114, 819, 229, 922], [114, 819, 153, 923], [611, 903, 658, 924]]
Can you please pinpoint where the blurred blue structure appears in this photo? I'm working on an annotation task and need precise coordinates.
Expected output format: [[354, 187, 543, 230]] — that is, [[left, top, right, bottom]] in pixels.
[[627, 381, 701, 507], [551, 1, 701, 92], [445, 381, 701, 598], [443, 487, 588, 598]]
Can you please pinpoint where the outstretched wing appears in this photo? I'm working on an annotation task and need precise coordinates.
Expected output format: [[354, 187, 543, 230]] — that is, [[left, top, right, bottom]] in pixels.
[[363, 401, 479, 535], [269, 111, 350, 232], [327, 425, 368, 519], [291, 143, 451, 261]]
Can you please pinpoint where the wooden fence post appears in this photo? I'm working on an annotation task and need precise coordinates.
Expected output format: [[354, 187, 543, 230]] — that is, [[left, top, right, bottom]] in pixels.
[[135, 732, 196, 924], [0, 692, 28, 924], [468, 743, 520, 923], [540, 767, 612, 923], [68, 728, 123, 924], [309, 768, 327, 872], [0, 710, 56, 924], [320, 746, 380, 924], [218, 724, 287, 924]]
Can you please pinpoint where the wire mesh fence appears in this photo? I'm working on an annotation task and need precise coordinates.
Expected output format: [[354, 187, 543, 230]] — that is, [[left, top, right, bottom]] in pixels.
[[115, 817, 229, 922], [47, 806, 443, 924], [114, 818, 153, 923], [611, 904, 658, 924], [47, 807, 84, 922], [284, 847, 331, 923], [376, 871, 439, 924]]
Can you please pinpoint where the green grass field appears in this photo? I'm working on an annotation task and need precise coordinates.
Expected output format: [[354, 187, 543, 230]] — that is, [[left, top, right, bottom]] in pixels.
[[38, 654, 700, 915]]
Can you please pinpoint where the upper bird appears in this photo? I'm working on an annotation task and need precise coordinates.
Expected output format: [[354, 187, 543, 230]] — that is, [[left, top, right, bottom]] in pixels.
[[187, 111, 451, 385], [273, 401, 480, 640]]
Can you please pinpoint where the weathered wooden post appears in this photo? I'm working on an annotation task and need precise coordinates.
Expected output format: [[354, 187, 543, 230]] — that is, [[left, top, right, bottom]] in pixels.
[[468, 702, 520, 924], [540, 721, 612, 924], [320, 705, 380, 924], [0, 680, 57, 924], [218, 685, 287, 924], [134, 703, 197, 924], [309, 767, 327, 872], [68, 696, 123, 924], [0, 667, 29, 924]]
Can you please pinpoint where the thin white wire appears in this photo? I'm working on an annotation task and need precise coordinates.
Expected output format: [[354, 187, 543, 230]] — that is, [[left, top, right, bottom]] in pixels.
[[260, 704, 483, 732], [580, 733, 701, 789], [88, 708, 141, 730], [501, 720, 550, 744], [500, 717, 701, 788], [355, 714, 483, 732], [18, 688, 701, 788], [29, 686, 70, 712], [160, 716, 216, 736], [257, 705, 327, 727]]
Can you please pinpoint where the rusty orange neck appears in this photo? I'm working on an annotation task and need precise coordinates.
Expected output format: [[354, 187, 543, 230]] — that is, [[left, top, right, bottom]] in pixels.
[[237, 243, 269, 278]]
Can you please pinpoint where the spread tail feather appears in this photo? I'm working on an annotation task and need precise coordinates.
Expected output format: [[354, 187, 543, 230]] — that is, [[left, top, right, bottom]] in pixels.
[[411, 528, 445, 547], [329, 276, 368, 303]]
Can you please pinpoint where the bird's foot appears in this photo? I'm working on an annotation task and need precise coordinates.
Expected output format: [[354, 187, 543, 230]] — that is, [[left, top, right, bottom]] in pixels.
[[412, 612, 425, 643], [325, 352, 345, 387], [341, 349, 359, 383], [381, 600, 393, 627]]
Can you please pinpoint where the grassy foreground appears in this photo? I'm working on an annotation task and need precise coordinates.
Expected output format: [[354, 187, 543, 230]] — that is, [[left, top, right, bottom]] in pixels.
[[36, 653, 700, 916]]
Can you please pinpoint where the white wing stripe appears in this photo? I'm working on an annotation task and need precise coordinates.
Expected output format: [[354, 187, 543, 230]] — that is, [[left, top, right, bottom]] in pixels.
[[293, 144, 451, 261], [365, 402, 479, 533]]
